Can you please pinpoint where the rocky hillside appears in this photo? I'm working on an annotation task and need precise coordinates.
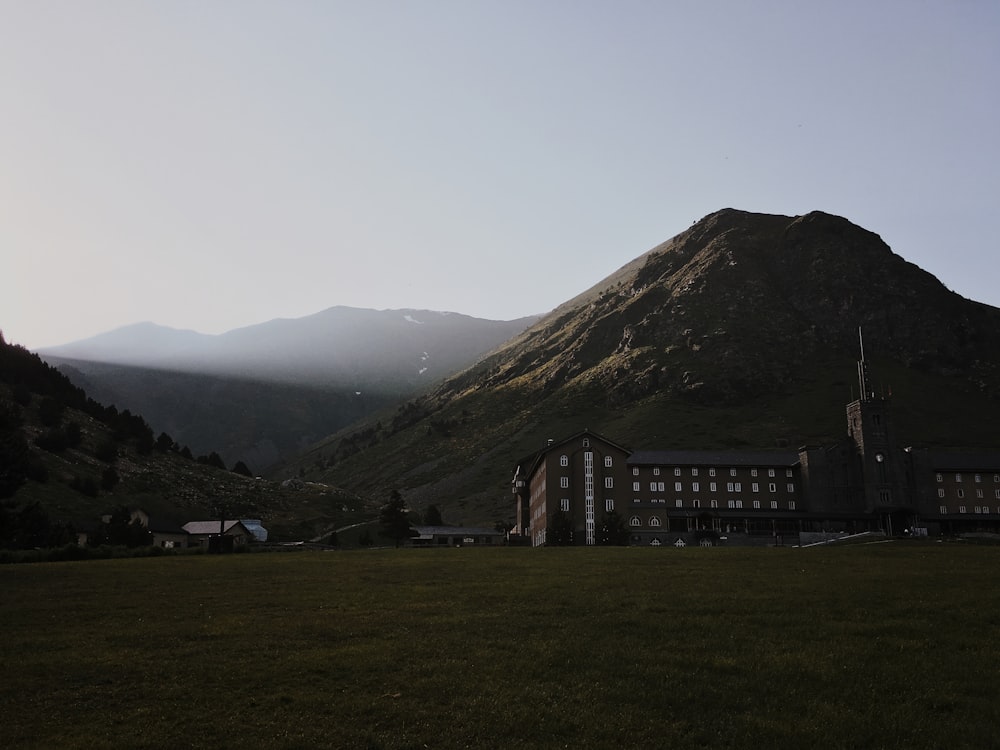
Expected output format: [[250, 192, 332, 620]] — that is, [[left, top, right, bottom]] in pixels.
[[279, 209, 1000, 525]]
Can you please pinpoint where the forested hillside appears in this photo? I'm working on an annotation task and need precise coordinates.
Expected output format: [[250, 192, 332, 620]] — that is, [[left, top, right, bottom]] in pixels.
[[0, 333, 364, 546]]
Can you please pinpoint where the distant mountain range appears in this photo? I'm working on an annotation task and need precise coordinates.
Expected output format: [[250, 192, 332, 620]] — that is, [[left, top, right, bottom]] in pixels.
[[40, 307, 538, 388], [39, 308, 537, 470], [276, 209, 1000, 525], [19, 208, 1000, 534]]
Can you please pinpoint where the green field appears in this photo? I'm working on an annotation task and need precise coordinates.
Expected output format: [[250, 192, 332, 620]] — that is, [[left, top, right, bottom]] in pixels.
[[2, 543, 998, 749]]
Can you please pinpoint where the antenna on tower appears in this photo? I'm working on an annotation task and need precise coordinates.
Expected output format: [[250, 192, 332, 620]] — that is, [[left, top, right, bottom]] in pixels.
[[857, 326, 872, 401]]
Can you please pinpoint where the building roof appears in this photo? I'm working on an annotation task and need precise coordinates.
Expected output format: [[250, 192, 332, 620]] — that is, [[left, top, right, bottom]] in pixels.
[[411, 526, 503, 539], [182, 520, 249, 535], [515, 429, 632, 481], [926, 451, 1000, 471], [628, 449, 800, 467], [145, 517, 187, 534]]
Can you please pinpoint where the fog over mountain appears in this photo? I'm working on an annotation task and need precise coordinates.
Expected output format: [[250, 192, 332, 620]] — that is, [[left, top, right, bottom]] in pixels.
[[38, 307, 537, 470], [40, 307, 537, 389]]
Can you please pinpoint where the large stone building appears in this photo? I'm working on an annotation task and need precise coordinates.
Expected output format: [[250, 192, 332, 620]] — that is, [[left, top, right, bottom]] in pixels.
[[512, 346, 1000, 546]]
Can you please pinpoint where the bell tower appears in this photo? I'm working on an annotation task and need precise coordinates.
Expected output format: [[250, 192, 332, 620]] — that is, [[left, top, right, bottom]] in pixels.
[[845, 328, 913, 533]]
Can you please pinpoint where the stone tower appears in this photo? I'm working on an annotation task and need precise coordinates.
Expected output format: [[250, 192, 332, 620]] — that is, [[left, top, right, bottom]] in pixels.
[[845, 328, 914, 534]]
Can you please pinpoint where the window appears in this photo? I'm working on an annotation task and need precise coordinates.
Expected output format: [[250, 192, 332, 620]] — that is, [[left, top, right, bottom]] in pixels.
[[583, 438, 590, 447], [653, 467, 660, 476], [788, 501, 796, 510], [977, 489, 984, 499], [560, 455, 568, 467], [605, 456, 613, 468], [960, 506, 967, 514], [560, 498, 570, 512], [995, 475, 1000, 483], [753, 500, 760, 509], [940, 505, 947, 514], [675, 499, 683, 508], [936, 473, 943, 482], [956, 473, 963, 482], [649, 516, 661, 527], [735, 500, 743, 509], [692, 499, 700, 509], [768, 469, 775, 478], [730, 468, 737, 477], [604, 477, 614, 489], [727, 500, 736, 509], [658, 482, 665, 492], [786, 469, 793, 478], [996, 489, 1000, 500], [770, 500, 778, 509], [674, 467, 681, 477], [752, 482, 759, 493], [751, 468, 758, 477], [560, 476, 569, 488], [727, 482, 735, 492], [674, 482, 682, 492], [710, 499, 718, 509], [633, 481, 640, 492], [710, 482, 717, 492], [649, 482, 657, 492], [938, 488, 945, 498], [692, 482, 700, 492], [606, 498, 614, 512], [709, 468, 717, 477], [957, 489, 965, 499], [769, 483, 777, 493], [691, 467, 699, 477], [630, 516, 641, 527], [632, 467, 639, 476], [975, 474, 982, 483], [975, 506, 982, 514]]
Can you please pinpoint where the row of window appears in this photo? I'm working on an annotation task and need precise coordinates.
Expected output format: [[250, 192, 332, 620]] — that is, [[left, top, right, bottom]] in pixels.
[[640, 481, 795, 494], [941, 506, 999, 515], [559, 475, 800, 494], [556, 454, 797, 481], [937, 473, 1000, 483], [636, 466, 794, 478], [560, 454, 615, 467], [937, 488, 1000, 500], [559, 498, 797, 512], [626, 504, 796, 527]]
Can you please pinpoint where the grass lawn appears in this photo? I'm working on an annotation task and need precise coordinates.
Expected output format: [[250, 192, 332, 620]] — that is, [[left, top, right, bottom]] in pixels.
[[2, 543, 998, 749]]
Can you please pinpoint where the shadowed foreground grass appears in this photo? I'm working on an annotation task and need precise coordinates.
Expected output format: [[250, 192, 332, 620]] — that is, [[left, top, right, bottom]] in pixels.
[[2, 544, 998, 749]]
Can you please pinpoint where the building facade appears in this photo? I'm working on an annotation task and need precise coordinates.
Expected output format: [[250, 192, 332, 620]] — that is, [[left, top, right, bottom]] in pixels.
[[513, 350, 1000, 546]]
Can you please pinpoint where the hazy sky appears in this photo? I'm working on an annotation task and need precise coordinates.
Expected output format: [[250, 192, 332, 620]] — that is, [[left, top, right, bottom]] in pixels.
[[2, 1, 998, 349]]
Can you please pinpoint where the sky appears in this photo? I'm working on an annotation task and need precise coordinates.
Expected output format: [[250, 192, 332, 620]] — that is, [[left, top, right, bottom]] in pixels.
[[2, 1, 998, 350]]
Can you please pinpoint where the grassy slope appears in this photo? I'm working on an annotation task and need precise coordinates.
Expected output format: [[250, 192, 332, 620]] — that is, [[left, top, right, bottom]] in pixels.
[[3, 543, 998, 749], [7, 393, 367, 542], [282, 350, 1000, 527]]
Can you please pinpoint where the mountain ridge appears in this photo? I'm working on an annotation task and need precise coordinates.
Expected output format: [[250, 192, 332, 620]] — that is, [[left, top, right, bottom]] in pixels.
[[280, 209, 1000, 525], [39, 307, 539, 471], [40, 306, 539, 385]]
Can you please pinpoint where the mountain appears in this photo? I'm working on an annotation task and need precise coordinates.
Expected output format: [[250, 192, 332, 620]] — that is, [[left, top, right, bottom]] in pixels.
[[39, 308, 537, 471], [276, 209, 1000, 525], [41, 307, 537, 388], [0, 334, 365, 542]]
